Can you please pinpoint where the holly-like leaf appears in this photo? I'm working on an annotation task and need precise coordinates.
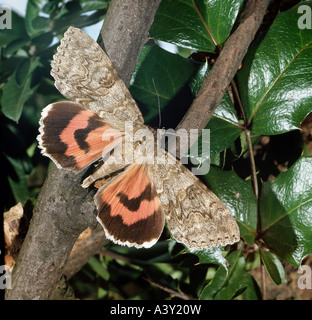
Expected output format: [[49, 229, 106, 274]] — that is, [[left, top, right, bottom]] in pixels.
[[190, 61, 242, 156], [238, 2, 312, 135], [204, 166, 258, 244], [261, 156, 312, 266], [150, 0, 243, 52], [187, 246, 228, 270], [129, 45, 197, 126], [199, 248, 246, 300], [260, 249, 285, 285]]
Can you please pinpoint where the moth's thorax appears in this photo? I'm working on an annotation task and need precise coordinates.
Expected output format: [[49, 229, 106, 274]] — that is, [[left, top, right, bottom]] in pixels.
[[129, 125, 156, 164]]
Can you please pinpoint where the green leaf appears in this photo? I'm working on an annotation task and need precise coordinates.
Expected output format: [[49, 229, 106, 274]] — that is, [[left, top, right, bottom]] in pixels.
[[31, 32, 54, 49], [79, 0, 109, 11], [189, 60, 210, 96], [5, 153, 29, 204], [2, 38, 29, 56], [53, 1, 107, 33], [261, 156, 312, 266], [129, 45, 197, 125], [204, 166, 257, 244], [199, 248, 246, 300], [187, 246, 228, 269], [260, 249, 285, 285], [0, 10, 28, 46], [150, 0, 243, 52], [15, 59, 31, 85], [0, 57, 24, 83], [32, 16, 51, 32], [237, 2, 312, 135], [239, 273, 261, 300], [190, 60, 242, 156], [25, 0, 50, 36], [88, 256, 110, 281], [207, 117, 242, 156], [1, 57, 41, 122]]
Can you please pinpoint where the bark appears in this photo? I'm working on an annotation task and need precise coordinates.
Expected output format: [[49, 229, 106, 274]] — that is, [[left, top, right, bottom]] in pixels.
[[63, 225, 110, 280], [99, 0, 162, 85], [176, 0, 269, 133], [5, 0, 161, 300]]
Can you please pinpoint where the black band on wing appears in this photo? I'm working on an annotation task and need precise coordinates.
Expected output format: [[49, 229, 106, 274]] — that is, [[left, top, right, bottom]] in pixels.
[[98, 202, 164, 246], [73, 114, 104, 153], [116, 184, 158, 212], [41, 110, 77, 168]]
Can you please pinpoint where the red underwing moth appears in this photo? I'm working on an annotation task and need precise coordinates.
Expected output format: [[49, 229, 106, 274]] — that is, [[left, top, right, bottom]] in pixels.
[[37, 27, 240, 249]]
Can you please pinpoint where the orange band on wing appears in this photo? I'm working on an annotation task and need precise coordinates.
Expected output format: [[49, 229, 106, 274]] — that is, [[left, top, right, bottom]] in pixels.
[[96, 164, 161, 224], [38, 102, 123, 171], [59, 110, 115, 169], [109, 186, 161, 225], [95, 164, 165, 247]]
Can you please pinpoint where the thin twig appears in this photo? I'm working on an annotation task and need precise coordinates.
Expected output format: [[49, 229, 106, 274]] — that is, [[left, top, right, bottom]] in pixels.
[[143, 277, 195, 300], [176, 0, 268, 134], [245, 130, 259, 199], [192, 0, 220, 50], [152, 77, 161, 128], [231, 79, 247, 125], [260, 263, 267, 300]]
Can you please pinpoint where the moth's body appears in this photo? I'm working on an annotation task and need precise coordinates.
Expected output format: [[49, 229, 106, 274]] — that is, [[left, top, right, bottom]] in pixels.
[[38, 27, 240, 250]]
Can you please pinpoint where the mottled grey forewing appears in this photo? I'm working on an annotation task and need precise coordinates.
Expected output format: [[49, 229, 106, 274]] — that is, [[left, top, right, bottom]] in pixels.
[[148, 156, 240, 250], [51, 26, 144, 131]]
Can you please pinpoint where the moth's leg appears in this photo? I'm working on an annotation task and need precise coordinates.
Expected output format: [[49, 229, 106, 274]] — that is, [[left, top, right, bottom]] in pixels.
[[81, 159, 128, 188]]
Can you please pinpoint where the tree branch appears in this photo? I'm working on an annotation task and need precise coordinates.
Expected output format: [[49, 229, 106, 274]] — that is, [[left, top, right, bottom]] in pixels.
[[176, 0, 269, 133], [63, 225, 110, 280], [99, 0, 162, 85], [6, 0, 161, 300]]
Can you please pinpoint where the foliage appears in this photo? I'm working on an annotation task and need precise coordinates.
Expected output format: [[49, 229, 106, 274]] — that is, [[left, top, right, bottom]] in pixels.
[[1, 0, 312, 300], [0, 0, 108, 207]]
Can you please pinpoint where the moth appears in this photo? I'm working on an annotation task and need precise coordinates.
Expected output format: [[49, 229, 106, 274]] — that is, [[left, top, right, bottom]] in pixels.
[[37, 27, 240, 250]]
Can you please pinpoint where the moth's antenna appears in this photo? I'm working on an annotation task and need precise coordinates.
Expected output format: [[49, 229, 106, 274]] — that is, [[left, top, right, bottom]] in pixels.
[[152, 78, 161, 128]]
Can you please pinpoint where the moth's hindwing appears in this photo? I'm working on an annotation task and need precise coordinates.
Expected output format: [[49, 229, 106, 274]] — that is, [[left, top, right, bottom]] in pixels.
[[38, 101, 123, 172], [95, 164, 165, 248]]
